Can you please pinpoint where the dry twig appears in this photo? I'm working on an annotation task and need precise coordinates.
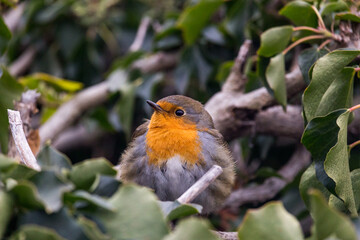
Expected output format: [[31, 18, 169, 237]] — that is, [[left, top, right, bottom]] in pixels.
[[129, 16, 151, 52], [177, 165, 223, 204], [8, 110, 40, 171]]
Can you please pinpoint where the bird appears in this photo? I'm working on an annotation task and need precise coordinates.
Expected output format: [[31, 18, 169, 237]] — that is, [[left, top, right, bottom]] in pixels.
[[119, 95, 235, 213]]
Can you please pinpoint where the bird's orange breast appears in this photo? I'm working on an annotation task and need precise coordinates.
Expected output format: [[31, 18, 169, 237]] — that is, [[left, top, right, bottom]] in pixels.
[[145, 113, 203, 166]]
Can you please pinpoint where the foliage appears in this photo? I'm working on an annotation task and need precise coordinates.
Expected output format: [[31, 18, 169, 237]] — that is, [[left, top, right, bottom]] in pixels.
[[1, 0, 360, 239], [1, 147, 359, 239]]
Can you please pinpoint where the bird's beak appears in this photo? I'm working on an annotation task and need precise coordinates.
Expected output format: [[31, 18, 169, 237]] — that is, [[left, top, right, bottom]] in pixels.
[[146, 100, 164, 112]]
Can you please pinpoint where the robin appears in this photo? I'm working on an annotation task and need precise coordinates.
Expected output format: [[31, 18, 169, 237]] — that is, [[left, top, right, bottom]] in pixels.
[[119, 95, 235, 213]]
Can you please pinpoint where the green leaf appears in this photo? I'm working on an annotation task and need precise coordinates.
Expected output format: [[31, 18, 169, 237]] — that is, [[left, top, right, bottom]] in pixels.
[[29, 170, 74, 213], [308, 189, 357, 240], [0, 67, 23, 153], [94, 184, 169, 240], [77, 216, 111, 240], [18, 208, 89, 240], [92, 175, 121, 198], [303, 50, 360, 121], [0, 16, 12, 55], [19, 73, 83, 92], [302, 110, 357, 216], [69, 158, 116, 190], [279, 1, 317, 27], [10, 225, 66, 240], [159, 201, 202, 221], [324, 110, 357, 216], [164, 218, 220, 240], [298, 47, 328, 84], [299, 163, 331, 209], [265, 53, 287, 110], [193, 45, 212, 89], [37, 145, 72, 173], [0, 190, 13, 238], [237, 202, 304, 240], [321, 1, 349, 16], [216, 61, 233, 83], [174, 47, 194, 94], [335, 13, 360, 23], [2, 164, 37, 181], [64, 190, 113, 211], [350, 169, 360, 211], [0, 154, 18, 173], [10, 181, 45, 210], [257, 26, 293, 57], [177, 0, 223, 45]]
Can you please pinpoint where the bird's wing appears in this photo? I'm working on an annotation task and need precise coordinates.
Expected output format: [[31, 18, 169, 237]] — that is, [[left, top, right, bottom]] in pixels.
[[132, 120, 150, 139]]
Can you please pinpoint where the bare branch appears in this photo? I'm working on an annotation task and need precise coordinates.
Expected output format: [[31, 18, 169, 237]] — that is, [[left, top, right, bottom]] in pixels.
[[3, 2, 25, 32], [223, 145, 310, 211], [39, 81, 109, 144], [205, 66, 304, 141], [131, 52, 178, 74], [9, 47, 37, 77], [129, 16, 151, 52], [177, 165, 223, 204], [8, 110, 40, 171], [255, 105, 303, 139], [222, 40, 252, 92], [8, 90, 41, 159], [214, 231, 238, 240]]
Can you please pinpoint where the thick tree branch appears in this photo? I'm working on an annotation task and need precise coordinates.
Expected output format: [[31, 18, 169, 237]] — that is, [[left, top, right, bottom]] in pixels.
[[223, 145, 311, 211], [222, 40, 252, 92], [205, 66, 304, 141]]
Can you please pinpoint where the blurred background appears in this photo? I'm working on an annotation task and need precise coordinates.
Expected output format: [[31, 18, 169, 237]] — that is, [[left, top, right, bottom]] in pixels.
[[3, 0, 358, 234]]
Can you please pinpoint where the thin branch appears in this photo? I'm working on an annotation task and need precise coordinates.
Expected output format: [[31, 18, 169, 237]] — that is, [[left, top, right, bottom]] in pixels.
[[214, 231, 238, 240], [349, 140, 360, 151], [282, 35, 328, 55], [8, 110, 41, 171], [3, 2, 25, 32], [177, 165, 223, 204], [39, 81, 109, 144], [311, 5, 326, 30], [293, 26, 324, 34], [222, 40, 252, 92], [223, 145, 310, 211], [131, 52, 178, 73], [8, 47, 37, 77], [129, 16, 151, 52]]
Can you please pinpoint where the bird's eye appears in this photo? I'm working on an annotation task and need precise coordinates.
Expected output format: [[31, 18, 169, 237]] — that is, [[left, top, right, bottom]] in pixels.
[[175, 109, 185, 116]]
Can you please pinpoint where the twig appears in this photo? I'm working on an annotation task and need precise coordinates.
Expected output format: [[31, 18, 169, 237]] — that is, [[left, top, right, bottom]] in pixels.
[[8, 90, 41, 159], [222, 40, 252, 92], [177, 165, 223, 204], [214, 231, 238, 240], [3, 2, 25, 32], [129, 16, 151, 52], [223, 145, 310, 211], [7, 110, 41, 171]]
